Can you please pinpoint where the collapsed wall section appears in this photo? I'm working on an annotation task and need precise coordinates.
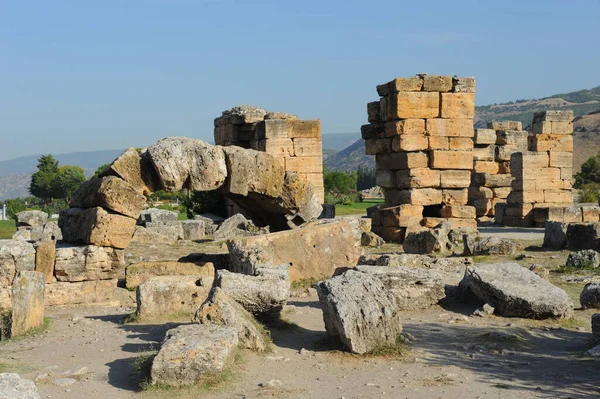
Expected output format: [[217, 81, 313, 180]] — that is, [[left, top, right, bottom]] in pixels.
[[363, 75, 477, 242]]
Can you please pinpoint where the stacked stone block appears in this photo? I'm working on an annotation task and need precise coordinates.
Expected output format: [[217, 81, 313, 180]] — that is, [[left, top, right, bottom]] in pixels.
[[363, 75, 477, 242], [214, 106, 324, 204], [499, 110, 574, 226], [469, 121, 528, 221]]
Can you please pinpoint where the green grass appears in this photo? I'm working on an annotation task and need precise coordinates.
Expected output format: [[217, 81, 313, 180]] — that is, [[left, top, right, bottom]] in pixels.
[[1, 317, 52, 342], [0, 220, 16, 239], [364, 336, 408, 357], [290, 277, 320, 290], [335, 199, 383, 216]]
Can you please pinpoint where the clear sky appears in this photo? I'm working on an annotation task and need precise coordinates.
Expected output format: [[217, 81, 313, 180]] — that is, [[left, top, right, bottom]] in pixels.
[[1, 0, 599, 161]]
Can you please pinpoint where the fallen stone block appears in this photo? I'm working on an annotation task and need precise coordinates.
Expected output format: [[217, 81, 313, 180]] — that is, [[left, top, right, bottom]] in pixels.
[[0, 240, 35, 285], [465, 236, 522, 256], [195, 287, 268, 351], [181, 220, 205, 241], [566, 250, 600, 269], [15, 210, 47, 228], [11, 271, 45, 337], [543, 221, 567, 249], [355, 265, 445, 310], [45, 279, 117, 306], [139, 208, 178, 225], [580, 282, 600, 309], [58, 207, 137, 249], [403, 228, 449, 255], [316, 270, 402, 354], [125, 261, 214, 290], [136, 275, 213, 320], [70, 176, 147, 219], [228, 220, 360, 281], [217, 266, 289, 316], [0, 373, 40, 399], [213, 214, 268, 242], [459, 262, 573, 319], [361, 231, 384, 247], [194, 214, 224, 235], [100, 147, 159, 195], [144, 221, 185, 241], [150, 324, 238, 387], [54, 244, 125, 282], [130, 226, 179, 245], [222, 146, 285, 198], [34, 241, 55, 284], [566, 223, 600, 250]]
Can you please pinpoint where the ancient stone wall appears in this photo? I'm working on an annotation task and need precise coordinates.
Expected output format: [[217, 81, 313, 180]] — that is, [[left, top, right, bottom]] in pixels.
[[468, 121, 528, 221], [213, 106, 325, 205], [363, 74, 477, 242], [497, 110, 574, 226]]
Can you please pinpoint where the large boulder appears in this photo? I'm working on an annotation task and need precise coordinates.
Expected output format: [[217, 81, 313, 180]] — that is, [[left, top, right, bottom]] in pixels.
[[136, 275, 213, 320], [0, 240, 35, 286], [15, 211, 47, 228], [228, 220, 361, 282], [138, 208, 178, 225], [213, 214, 268, 241], [566, 223, 600, 250], [150, 324, 238, 387], [580, 282, 600, 309], [58, 207, 137, 249], [216, 267, 289, 316], [195, 287, 268, 351], [130, 225, 179, 245], [465, 236, 522, 256], [147, 137, 228, 192], [543, 221, 567, 250], [316, 270, 402, 354], [11, 271, 45, 337], [70, 176, 146, 219], [125, 261, 214, 290], [403, 228, 449, 255], [459, 262, 574, 319], [0, 373, 40, 399], [99, 147, 159, 195], [54, 244, 125, 282], [181, 220, 205, 241], [566, 250, 600, 269], [355, 265, 445, 310]]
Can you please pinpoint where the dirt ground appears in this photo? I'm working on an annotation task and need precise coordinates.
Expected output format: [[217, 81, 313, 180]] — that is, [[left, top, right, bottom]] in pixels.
[[1, 237, 600, 399]]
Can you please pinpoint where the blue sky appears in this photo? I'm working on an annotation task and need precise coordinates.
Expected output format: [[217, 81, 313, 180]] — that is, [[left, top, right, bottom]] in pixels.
[[1, 0, 599, 161]]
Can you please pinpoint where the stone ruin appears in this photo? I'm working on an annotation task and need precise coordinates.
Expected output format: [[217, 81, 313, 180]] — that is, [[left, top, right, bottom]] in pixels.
[[362, 74, 477, 242]]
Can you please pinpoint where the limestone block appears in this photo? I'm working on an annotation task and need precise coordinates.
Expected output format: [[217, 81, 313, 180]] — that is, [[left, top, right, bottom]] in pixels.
[[496, 130, 529, 146], [474, 161, 501, 174], [222, 146, 285, 197], [492, 187, 512, 199], [15, 210, 48, 228], [11, 271, 45, 337], [549, 121, 573, 135], [533, 110, 573, 123], [396, 168, 441, 189], [444, 217, 477, 229], [469, 186, 493, 199], [475, 128, 496, 145], [474, 145, 495, 161], [288, 120, 321, 139], [139, 208, 178, 224], [495, 145, 521, 162], [131, 225, 181, 245], [384, 119, 426, 137], [544, 190, 572, 204], [472, 173, 512, 188], [383, 189, 399, 207], [440, 170, 471, 188], [510, 152, 549, 169], [34, 241, 55, 284], [45, 279, 117, 306], [59, 207, 137, 249], [505, 204, 533, 217], [376, 170, 396, 189], [427, 136, 449, 150], [254, 119, 289, 139], [452, 76, 476, 93], [181, 220, 205, 241], [442, 189, 469, 205], [423, 75, 452, 92], [562, 207, 582, 223], [473, 198, 493, 217], [440, 205, 476, 219], [440, 93, 475, 119], [376, 76, 423, 96], [292, 137, 322, 157], [487, 121, 522, 131], [561, 167, 573, 180], [528, 134, 573, 152], [0, 240, 35, 276], [54, 244, 125, 282], [227, 220, 360, 282], [582, 207, 600, 223], [397, 189, 443, 206], [392, 134, 429, 152], [361, 123, 385, 140], [367, 101, 382, 123], [285, 156, 323, 174], [71, 176, 147, 219], [41, 221, 62, 242], [430, 150, 473, 170], [126, 261, 214, 290], [371, 225, 406, 243], [426, 118, 474, 137], [365, 138, 393, 155], [449, 137, 473, 150], [507, 190, 545, 204], [257, 138, 294, 157], [376, 152, 428, 170], [549, 151, 573, 168], [543, 221, 567, 249], [378, 204, 423, 227], [512, 167, 561, 181], [136, 275, 213, 320], [387, 92, 440, 119]]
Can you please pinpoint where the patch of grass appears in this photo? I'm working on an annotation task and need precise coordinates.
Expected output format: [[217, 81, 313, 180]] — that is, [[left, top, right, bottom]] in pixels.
[[0, 220, 16, 239], [335, 199, 383, 216], [554, 317, 588, 330], [123, 312, 140, 324], [0, 362, 34, 373], [364, 336, 408, 357], [140, 367, 236, 393], [263, 317, 300, 331], [290, 277, 319, 290], [554, 264, 600, 274], [3, 317, 52, 342]]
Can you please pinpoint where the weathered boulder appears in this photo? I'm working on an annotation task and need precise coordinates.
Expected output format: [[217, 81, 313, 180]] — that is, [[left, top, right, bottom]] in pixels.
[[70, 176, 147, 219], [316, 270, 402, 354], [11, 271, 45, 337], [147, 137, 228, 192], [130, 226, 179, 245], [529, 264, 549, 280], [543, 221, 567, 250], [41, 221, 62, 242], [466, 236, 522, 256], [459, 262, 573, 319], [58, 207, 137, 249], [144, 221, 185, 240], [566, 223, 600, 250], [355, 265, 445, 310], [99, 147, 159, 195], [125, 261, 214, 290], [0, 373, 40, 399], [15, 210, 47, 228], [566, 250, 600, 269], [580, 282, 600, 309], [228, 220, 361, 281], [139, 208, 178, 225], [0, 240, 35, 283], [216, 267, 289, 315], [213, 214, 268, 241], [45, 279, 117, 306], [194, 214, 224, 235], [54, 244, 125, 282], [136, 276, 213, 320], [181, 220, 205, 241], [195, 287, 268, 351], [321, 216, 372, 243], [403, 228, 449, 255], [361, 231, 384, 247], [151, 324, 238, 387], [34, 241, 55, 284]]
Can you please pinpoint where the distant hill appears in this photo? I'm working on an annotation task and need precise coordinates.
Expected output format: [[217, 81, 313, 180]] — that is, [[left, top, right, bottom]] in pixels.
[[0, 149, 122, 200], [324, 139, 374, 172], [321, 133, 360, 151]]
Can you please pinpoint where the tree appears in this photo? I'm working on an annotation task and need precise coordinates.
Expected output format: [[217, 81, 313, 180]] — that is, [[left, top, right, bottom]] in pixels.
[[93, 163, 110, 178], [357, 166, 376, 191], [323, 170, 359, 205], [575, 153, 600, 188], [51, 166, 86, 200], [29, 154, 59, 200]]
